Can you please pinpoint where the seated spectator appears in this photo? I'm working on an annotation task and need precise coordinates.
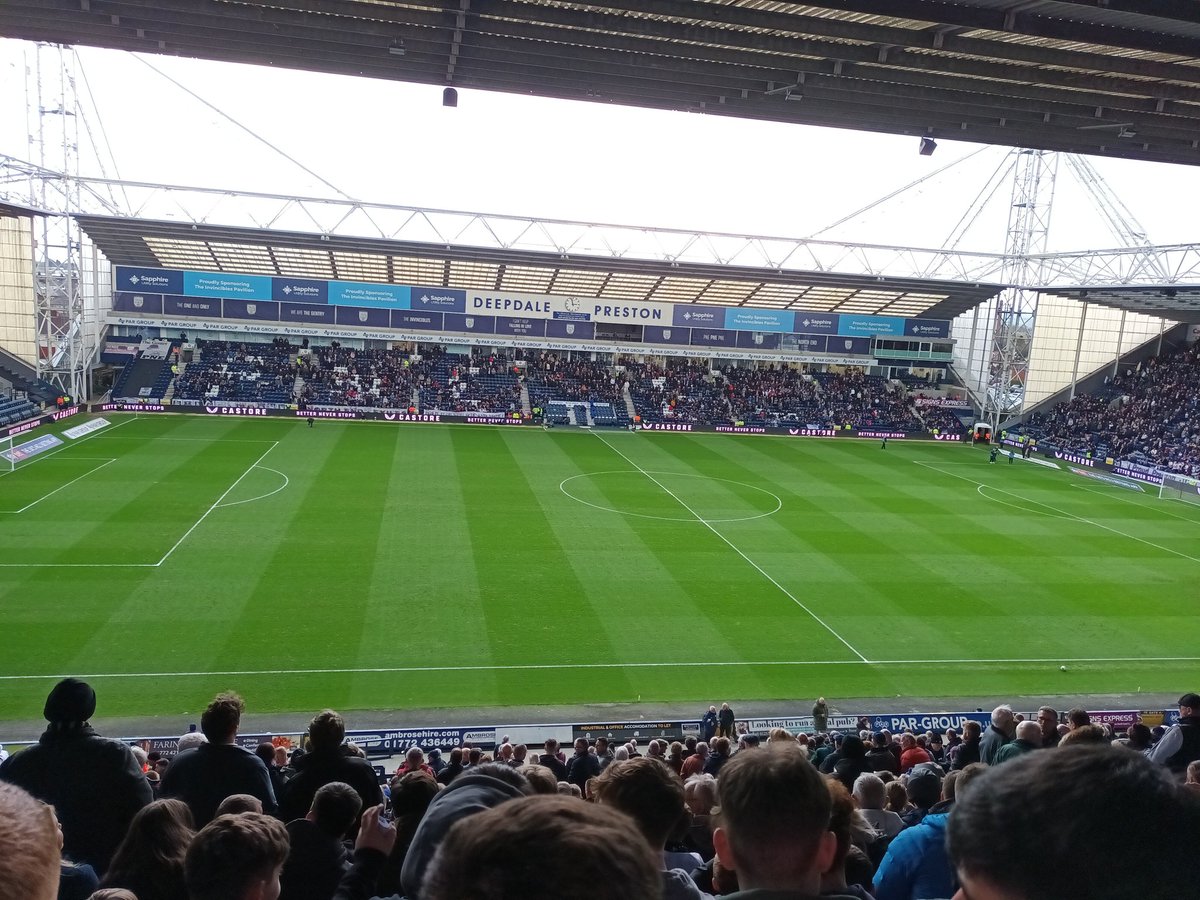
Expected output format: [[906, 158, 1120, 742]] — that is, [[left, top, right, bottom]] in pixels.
[[683, 773, 718, 860], [100, 798, 194, 900], [898, 734, 931, 773], [399, 762, 531, 897], [949, 721, 981, 770], [994, 720, 1042, 764], [899, 764, 944, 828], [851, 773, 904, 839], [711, 743, 856, 899], [217, 794, 265, 816], [393, 748, 435, 780], [822, 778, 880, 900], [680, 742, 708, 779], [160, 692, 277, 826], [702, 737, 731, 777], [865, 732, 899, 775], [516, 764, 558, 795], [0, 677, 152, 874], [873, 762, 986, 900], [278, 710, 382, 828], [1146, 692, 1200, 776], [375, 772, 440, 896], [185, 812, 290, 900], [280, 782, 360, 900], [434, 748, 464, 786], [420, 795, 662, 900], [593, 757, 711, 899], [884, 780, 910, 816], [0, 782, 60, 900], [1059, 724, 1108, 746], [948, 745, 1200, 900]]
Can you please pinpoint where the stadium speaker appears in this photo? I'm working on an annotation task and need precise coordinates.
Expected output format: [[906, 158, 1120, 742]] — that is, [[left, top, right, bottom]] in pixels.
[[443, 87, 458, 108], [919, 137, 937, 156]]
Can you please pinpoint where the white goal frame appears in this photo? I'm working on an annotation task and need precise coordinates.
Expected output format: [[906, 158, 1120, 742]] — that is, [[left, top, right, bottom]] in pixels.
[[1159, 473, 1200, 506]]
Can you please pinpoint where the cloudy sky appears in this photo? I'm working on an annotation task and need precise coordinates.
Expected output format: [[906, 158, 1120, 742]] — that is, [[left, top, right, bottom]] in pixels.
[[2, 38, 1198, 255]]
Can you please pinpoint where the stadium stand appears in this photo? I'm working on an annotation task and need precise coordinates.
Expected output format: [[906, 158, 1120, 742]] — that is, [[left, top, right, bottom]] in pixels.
[[1020, 341, 1200, 476], [623, 359, 730, 425], [111, 339, 180, 401], [526, 354, 629, 427], [417, 351, 522, 416], [173, 339, 297, 405], [2, 679, 1198, 900], [0, 393, 38, 426]]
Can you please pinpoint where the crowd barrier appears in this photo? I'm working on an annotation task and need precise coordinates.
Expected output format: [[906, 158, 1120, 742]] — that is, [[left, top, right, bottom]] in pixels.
[[3, 706, 1177, 758]]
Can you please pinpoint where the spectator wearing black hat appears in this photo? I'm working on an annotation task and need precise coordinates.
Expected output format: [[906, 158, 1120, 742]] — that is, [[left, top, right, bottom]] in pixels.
[[1147, 692, 1200, 777], [0, 678, 152, 875]]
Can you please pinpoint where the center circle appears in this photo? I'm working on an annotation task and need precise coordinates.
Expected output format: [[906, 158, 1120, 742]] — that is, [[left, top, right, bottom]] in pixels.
[[558, 470, 783, 523]]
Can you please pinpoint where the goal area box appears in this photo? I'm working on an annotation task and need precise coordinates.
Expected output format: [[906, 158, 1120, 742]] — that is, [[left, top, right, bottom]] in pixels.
[[1159, 473, 1200, 506]]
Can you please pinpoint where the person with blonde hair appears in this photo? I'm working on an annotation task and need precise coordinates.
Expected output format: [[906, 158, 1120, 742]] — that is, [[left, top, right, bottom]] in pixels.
[[0, 782, 61, 900]]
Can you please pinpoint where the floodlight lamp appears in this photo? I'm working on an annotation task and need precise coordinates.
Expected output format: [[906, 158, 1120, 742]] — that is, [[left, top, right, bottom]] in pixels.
[[443, 87, 458, 108], [388, 39, 405, 57], [919, 137, 937, 156]]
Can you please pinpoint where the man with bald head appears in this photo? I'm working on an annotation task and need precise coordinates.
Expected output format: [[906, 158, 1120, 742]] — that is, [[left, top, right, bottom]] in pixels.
[[978, 706, 1016, 766], [993, 721, 1042, 765]]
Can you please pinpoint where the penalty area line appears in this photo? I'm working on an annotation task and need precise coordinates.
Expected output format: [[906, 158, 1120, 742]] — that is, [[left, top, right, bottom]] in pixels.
[[2, 655, 1197, 681]]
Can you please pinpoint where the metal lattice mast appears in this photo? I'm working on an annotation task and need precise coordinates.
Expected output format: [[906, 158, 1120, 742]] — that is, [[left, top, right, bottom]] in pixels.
[[986, 149, 1058, 432], [27, 43, 93, 401]]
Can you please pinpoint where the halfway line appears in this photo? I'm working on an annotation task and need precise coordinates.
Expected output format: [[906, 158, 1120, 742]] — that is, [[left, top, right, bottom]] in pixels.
[[593, 432, 870, 663]]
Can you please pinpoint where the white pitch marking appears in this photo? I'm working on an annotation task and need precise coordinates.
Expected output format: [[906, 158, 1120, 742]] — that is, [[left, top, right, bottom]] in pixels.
[[593, 432, 870, 664], [0, 414, 138, 479], [1, 458, 118, 514], [215, 466, 290, 508], [1, 654, 1197, 681], [915, 460, 1200, 565], [152, 441, 280, 567], [1071, 482, 1200, 526], [558, 469, 782, 523]]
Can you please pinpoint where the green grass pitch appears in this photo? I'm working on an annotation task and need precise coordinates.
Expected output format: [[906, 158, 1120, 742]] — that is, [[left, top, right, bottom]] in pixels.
[[1, 413, 1198, 723]]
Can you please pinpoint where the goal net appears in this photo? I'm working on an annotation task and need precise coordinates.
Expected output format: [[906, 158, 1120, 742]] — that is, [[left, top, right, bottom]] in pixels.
[[1159, 473, 1200, 506]]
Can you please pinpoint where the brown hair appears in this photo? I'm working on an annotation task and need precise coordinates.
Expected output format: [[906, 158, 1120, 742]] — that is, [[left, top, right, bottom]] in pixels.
[[199, 692, 244, 742], [307, 710, 346, 752], [185, 813, 289, 900], [421, 795, 660, 900], [594, 757, 687, 849], [0, 783, 60, 900], [102, 798, 195, 900]]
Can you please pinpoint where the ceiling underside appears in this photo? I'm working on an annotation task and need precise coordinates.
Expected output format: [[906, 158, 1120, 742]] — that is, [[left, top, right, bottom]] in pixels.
[[1050, 286, 1200, 318], [78, 215, 1003, 320], [4, 1, 1200, 166]]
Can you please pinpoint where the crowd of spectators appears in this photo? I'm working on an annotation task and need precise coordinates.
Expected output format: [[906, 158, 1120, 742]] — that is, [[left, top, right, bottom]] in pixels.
[[2, 680, 1199, 900], [173, 339, 298, 405], [300, 345, 429, 410], [721, 366, 822, 426], [1022, 341, 1200, 476], [622, 359, 730, 424], [812, 373, 922, 432], [525, 352, 625, 407], [417, 353, 522, 416]]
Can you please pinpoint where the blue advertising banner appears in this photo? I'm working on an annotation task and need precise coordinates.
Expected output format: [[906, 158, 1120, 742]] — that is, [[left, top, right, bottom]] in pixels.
[[164, 296, 221, 317], [691, 329, 735, 347], [783, 334, 827, 353], [724, 309, 794, 333], [272, 277, 329, 304], [672, 305, 724, 328], [114, 266, 184, 295], [224, 298, 281, 321], [328, 280, 410, 309], [904, 318, 951, 339], [183, 270, 273, 301], [392, 310, 445, 331], [643, 325, 690, 345], [335, 306, 390, 328], [411, 287, 466, 313], [280, 302, 335, 325], [496, 316, 547, 337], [792, 311, 840, 334], [444, 313, 497, 334], [546, 319, 595, 340], [113, 292, 164, 314], [735, 331, 782, 350], [839, 314, 905, 337]]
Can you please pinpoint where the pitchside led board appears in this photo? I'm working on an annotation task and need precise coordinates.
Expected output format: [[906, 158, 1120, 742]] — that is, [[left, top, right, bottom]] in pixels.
[[112, 266, 951, 349]]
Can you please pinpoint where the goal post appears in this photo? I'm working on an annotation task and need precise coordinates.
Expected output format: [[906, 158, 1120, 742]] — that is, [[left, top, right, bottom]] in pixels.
[[1159, 473, 1200, 506]]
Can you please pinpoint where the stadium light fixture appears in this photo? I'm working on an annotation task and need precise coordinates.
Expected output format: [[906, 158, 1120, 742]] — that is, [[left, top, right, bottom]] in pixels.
[[443, 87, 458, 108], [388, 39, 406, 57], [919, 137, 937, 156]]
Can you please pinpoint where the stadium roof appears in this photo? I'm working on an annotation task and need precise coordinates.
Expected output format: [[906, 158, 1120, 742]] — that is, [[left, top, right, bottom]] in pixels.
[[1048, 285, 1200, 319], [4, 2, 1200, 167], [77, 214, 1002, 320]]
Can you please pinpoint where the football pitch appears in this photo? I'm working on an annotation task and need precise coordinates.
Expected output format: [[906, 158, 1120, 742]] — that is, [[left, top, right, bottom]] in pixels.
[[2, 413, 1198, 723]]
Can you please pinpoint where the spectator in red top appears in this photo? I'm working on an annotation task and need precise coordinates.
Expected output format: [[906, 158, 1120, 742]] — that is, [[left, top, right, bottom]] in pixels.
[[394, 748, 435, 779], [899, 733, 933, 773]]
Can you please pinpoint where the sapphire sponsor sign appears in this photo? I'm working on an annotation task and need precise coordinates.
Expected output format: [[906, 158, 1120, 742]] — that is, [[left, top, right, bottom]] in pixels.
[[272, 277, 328, 304], [792, 312, 839, 334], [336, 306, 390, 328], [281, 302, 335, 324], [392, 310, 445, 331], [839, 314, 905, 337], [724, 308, 794, 333], [164, 295, 221, 317], [411, 287, 465, 312], [643, 325, 690, 345], [224, 298, 280, 321], [546, 319, 595, 340], [113, 292, 164, 314], [904, 318, 951, 339], [496, 316, 547, 337], [672, 305, 724, 328], [184, 270, 272, 300], [328, 280, 409, 308], [115, 266, 183, 295]]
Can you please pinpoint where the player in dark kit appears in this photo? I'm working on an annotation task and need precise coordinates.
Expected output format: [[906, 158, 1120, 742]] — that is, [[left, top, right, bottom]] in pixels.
[[989, 447, 999, 463], [307, 416, 314, 428]]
